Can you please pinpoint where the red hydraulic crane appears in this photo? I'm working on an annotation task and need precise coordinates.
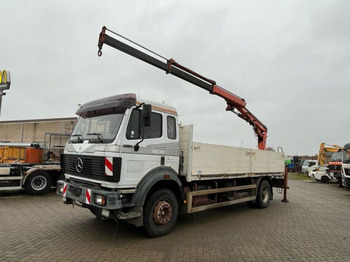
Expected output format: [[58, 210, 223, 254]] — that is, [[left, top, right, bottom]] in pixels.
[[97, 26, 268, 150]]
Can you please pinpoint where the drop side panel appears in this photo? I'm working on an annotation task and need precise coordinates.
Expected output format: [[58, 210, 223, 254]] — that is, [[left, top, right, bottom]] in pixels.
[[190, 143, 284, 181], [179, 125, 285, 182]]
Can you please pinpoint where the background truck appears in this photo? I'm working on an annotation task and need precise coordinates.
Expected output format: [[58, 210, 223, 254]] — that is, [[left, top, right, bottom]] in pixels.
[[0, 133, 69, 194], [285, 156, 301, 172], [56, 27, 286, 237], [328, 150, 346, 182], [338, 143, 350, 189]]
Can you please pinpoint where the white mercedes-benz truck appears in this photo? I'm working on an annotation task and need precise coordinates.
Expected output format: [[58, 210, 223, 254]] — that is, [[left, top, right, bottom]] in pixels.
[[57, 93, 285, 237], [56, 27, 286, 237]]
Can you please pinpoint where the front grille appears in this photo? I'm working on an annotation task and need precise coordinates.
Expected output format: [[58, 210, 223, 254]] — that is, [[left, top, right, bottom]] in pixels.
[[328, 164, 342, 171], [61, 154, 121, 182], [344, 168, 350, 176]]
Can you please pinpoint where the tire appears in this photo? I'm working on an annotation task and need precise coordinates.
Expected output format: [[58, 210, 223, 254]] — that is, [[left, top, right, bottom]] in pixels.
[[143, 189, 178, 238], [321, 176, 329, 183], [256, 180, 271, 209], [24, 172, 52, 195]]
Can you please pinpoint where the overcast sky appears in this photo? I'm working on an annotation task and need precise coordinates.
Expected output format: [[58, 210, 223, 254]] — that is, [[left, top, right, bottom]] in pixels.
[[1, 0, 349, 156]]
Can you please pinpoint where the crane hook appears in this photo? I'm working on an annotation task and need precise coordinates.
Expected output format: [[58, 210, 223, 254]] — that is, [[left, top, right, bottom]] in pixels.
[[98, 50, 103, 57]]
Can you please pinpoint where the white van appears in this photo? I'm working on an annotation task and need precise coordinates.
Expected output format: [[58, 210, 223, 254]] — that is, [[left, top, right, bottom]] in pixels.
[[302, 160, 318, 174]]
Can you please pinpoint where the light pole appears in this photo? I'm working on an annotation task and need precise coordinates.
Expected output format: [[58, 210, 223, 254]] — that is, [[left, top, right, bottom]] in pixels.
[[0, 70, 11, 116]]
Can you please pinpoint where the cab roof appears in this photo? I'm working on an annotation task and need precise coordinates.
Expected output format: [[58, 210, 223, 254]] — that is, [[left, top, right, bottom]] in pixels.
[[76, 93, 177, 116], [76, 93, 136, 116]]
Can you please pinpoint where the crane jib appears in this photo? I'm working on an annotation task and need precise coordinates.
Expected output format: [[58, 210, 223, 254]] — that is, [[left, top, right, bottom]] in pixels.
[[97, 27, 268, 150], [101, 34, 214, 93]]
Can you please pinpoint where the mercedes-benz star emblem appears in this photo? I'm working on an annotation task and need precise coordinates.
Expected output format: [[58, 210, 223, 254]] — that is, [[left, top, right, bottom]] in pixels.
[[76, 158, 83, 173]]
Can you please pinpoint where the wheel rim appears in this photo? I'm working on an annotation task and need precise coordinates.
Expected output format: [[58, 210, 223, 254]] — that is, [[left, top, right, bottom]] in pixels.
[[31, 175, 47, 191], [262, 186, 269, 204], [153, 200, 173, 225]]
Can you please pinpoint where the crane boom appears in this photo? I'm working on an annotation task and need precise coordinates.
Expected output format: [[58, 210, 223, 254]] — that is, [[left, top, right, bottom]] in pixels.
[[97, 26, 268, 150]]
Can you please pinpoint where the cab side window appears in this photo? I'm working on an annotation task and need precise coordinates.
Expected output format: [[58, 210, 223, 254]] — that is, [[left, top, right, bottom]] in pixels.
[[167, 116, 176, 139], [126, 109, 140, 139], [144, 112, 162, 139], [126, 109, 162, 139]]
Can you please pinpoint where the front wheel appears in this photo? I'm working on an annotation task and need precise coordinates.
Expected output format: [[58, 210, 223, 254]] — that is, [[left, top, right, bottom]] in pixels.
[[24, 172, 52, 195], [256, 180, 271, 209], [321, 176, 330, 183], [144, 189, 178, 238]]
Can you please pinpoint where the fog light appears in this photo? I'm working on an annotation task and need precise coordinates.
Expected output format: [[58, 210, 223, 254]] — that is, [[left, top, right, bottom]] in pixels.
[[101, 209, 110, 218], [94, 194, 106, 206]]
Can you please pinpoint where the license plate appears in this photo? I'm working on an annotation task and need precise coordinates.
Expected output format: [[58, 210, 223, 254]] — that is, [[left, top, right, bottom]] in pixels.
[[69, 185, 82, 197]]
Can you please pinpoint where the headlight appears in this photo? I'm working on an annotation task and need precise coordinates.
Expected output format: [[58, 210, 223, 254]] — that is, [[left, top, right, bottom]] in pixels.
[[57, 183, 64, 194], [94, 194, 106, 206]]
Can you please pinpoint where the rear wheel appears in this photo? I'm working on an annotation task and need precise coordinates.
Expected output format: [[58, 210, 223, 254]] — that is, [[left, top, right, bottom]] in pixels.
[[24, 172, 52, 195], [144, 189, 178, 238], [256, 180, 271, 209]]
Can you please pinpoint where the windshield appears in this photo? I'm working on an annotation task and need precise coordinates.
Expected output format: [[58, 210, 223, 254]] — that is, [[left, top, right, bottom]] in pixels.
[[70, 113, 124, 143], [331, 151, 346, 162], [319, 166, 328, 172], [302, 160, 309, 166]]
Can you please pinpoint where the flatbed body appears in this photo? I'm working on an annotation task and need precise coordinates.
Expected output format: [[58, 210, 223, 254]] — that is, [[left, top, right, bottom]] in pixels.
[[180, 125, 284, 182]]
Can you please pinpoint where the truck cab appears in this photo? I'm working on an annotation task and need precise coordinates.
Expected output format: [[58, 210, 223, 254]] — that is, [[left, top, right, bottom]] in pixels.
[[341, 144, 350, 189], [328, 151, 346, 180], [57, 93, 182, 228]]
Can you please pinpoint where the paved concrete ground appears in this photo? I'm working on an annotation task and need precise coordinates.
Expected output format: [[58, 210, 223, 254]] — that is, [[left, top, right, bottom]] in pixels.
[[1, 178, 350, 262]]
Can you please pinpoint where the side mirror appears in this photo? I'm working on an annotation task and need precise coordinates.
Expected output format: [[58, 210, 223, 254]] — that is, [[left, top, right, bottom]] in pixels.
[[142, 104, 152, 127]]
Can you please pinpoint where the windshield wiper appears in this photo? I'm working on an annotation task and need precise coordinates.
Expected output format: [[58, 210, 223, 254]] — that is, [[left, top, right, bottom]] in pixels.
[[86, 132, 104, 143], [71, 134, 84, 143]]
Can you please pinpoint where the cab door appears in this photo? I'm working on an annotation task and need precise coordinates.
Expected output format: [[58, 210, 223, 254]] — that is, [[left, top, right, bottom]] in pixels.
[[164, 115, 180, 172], [119, 108, 166, 187]]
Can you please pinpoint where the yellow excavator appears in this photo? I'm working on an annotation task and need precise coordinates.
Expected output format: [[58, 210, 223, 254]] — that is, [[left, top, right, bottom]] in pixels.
[[0, 69, 11, 116], [318, 143, 343, 166]]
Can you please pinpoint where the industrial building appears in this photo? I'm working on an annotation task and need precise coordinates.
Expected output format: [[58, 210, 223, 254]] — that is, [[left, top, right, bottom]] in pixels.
[[0, 117, 77, 148]]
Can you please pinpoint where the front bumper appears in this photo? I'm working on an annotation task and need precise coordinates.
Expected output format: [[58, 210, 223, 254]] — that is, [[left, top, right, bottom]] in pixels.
[[342, 176, 350, 189], [56, 179, 123, 210], [333, 172, 342, 179]]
